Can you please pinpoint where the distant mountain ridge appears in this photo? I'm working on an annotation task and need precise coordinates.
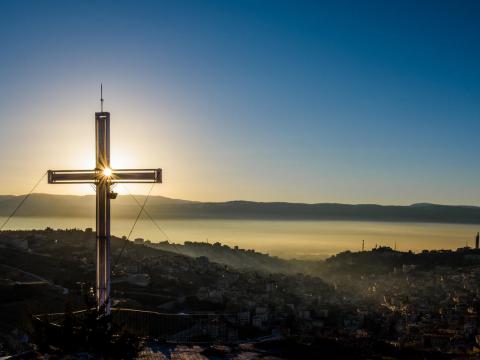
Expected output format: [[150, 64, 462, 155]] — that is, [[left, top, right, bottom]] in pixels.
[[1, 193, 480, 224]]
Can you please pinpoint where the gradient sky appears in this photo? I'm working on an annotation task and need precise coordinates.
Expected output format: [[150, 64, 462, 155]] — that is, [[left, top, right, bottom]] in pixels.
[[0, 0, 479, 204]]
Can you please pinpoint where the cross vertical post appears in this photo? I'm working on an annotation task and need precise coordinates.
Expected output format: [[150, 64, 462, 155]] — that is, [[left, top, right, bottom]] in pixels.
[[95, 111, 111, 314]]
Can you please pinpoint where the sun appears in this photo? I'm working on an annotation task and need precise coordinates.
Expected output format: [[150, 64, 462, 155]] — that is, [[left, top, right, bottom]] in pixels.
[[103, 167, 112, 177]]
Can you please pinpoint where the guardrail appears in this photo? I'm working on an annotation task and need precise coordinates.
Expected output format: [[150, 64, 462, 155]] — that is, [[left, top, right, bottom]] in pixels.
[[33, 308, 239, 343]]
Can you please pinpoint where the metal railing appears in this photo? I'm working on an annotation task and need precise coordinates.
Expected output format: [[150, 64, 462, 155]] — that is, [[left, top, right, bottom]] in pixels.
[[33, 307, 239, 343]]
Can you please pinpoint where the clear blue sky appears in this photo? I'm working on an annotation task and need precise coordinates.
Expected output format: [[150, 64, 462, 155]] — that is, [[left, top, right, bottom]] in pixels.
[[0, 0, 479, 204]]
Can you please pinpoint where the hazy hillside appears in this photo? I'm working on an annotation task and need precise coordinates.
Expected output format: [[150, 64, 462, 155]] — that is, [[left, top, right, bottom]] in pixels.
[[1, 193, 480, 224], [147, 241, 301, 274]]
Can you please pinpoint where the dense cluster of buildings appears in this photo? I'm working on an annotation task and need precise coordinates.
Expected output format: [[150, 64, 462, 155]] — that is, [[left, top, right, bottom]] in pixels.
[[321, 246, 480, 356]]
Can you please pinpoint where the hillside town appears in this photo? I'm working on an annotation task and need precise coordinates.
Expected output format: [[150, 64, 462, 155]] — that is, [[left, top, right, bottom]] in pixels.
[[2, 229, 480, 358]]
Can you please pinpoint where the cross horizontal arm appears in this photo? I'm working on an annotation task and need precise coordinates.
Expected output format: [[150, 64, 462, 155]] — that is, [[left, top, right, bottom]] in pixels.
[[48, 170, 97, 183], [111, 169, 162, 183], [48, 168, 162, 184]]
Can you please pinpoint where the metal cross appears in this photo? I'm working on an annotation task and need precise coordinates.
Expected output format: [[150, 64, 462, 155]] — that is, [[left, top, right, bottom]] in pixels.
[[47, 97, 162, 315]]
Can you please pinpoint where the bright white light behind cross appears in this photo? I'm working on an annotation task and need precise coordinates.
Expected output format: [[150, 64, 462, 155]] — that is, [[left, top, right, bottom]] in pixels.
[[103, 168, 112, 177]]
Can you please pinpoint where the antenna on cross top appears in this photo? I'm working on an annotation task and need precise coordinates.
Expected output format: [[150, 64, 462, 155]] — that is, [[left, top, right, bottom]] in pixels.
[[100, 83, 104, 112]]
